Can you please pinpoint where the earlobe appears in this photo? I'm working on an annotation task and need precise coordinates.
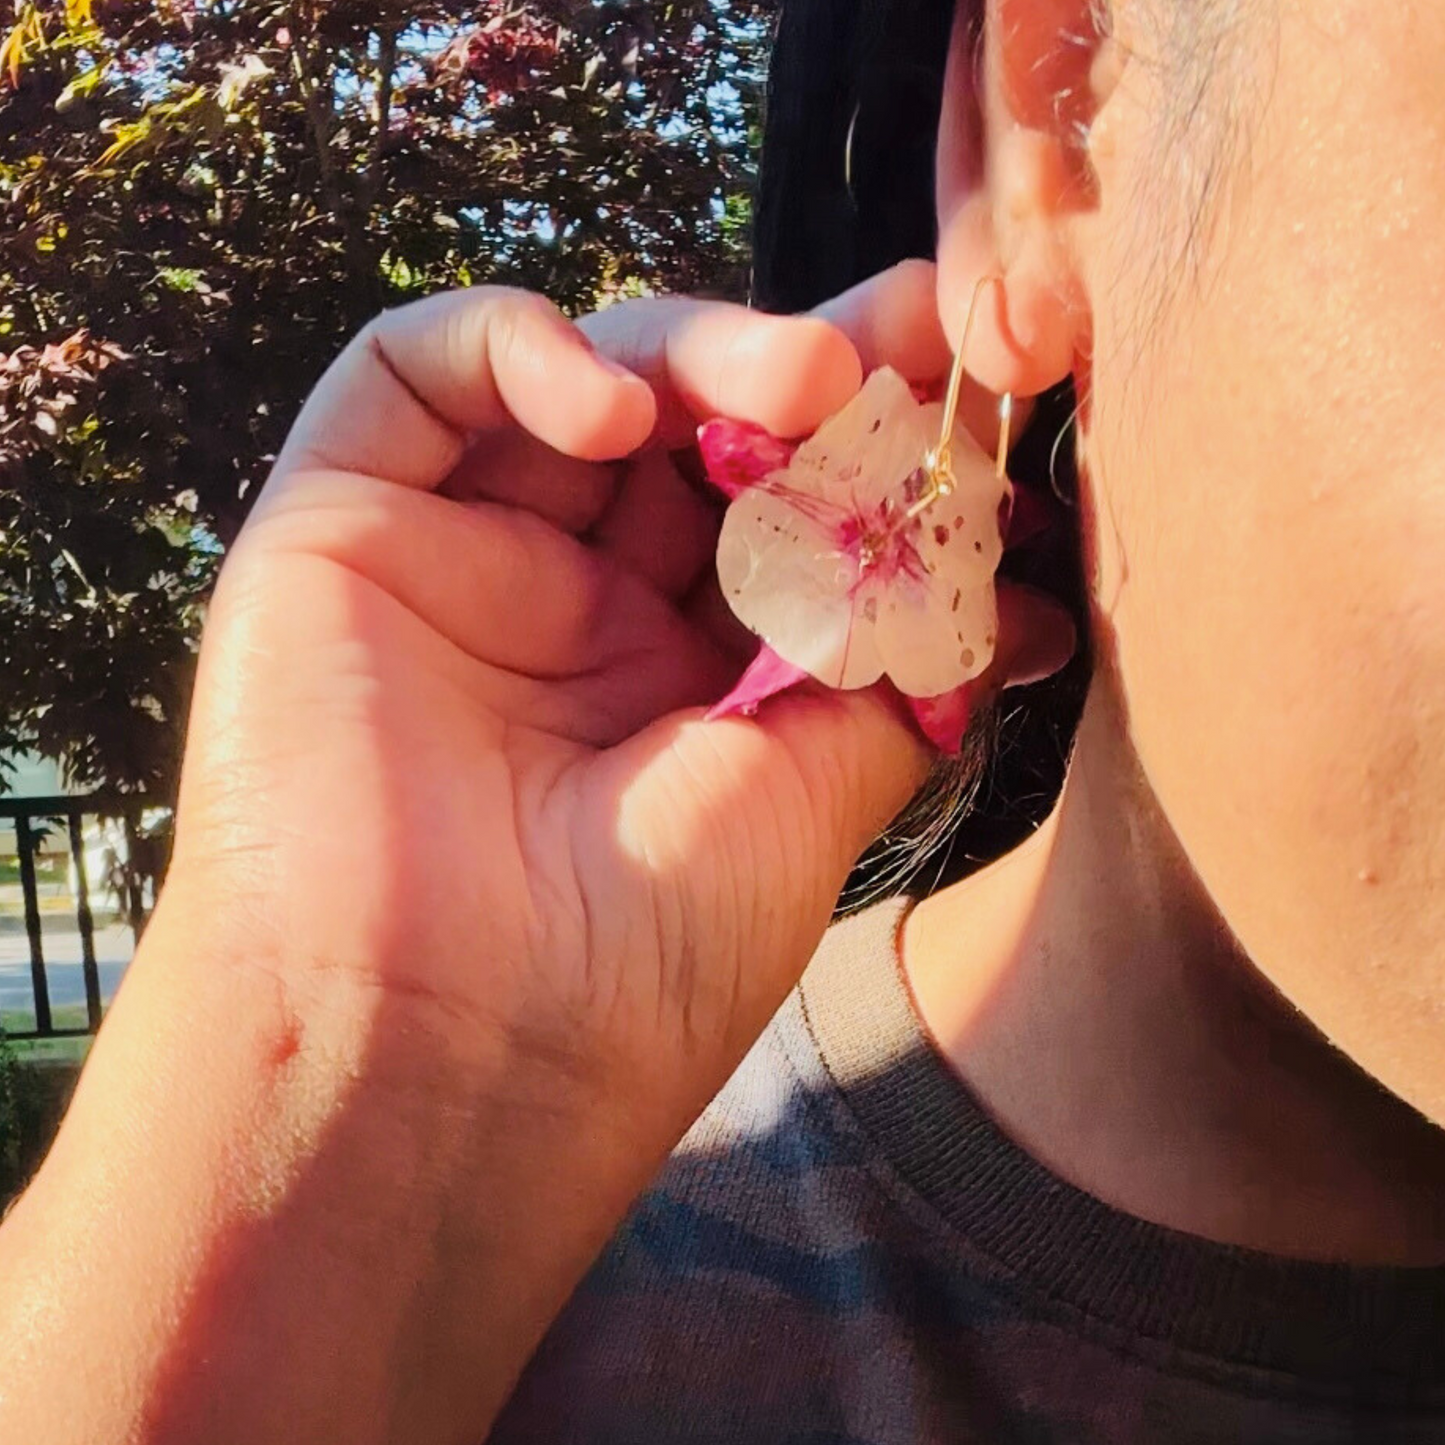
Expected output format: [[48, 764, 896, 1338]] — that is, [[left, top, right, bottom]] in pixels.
[[935, 0, 1116, 396], [935, 143, 1084, 397]]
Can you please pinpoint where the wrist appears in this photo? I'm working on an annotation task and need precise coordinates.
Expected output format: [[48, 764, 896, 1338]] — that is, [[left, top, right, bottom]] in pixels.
[[0, 875, 653, 1444]]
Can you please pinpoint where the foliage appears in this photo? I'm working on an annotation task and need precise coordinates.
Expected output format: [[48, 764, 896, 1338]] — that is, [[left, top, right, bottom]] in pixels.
[[0, 0, 771, 802], [0, 1027, 44, 1199]]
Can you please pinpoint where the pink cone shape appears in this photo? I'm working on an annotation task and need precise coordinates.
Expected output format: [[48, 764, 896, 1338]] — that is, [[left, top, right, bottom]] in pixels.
[[905, 687, 974, 756], [708, 645, 975, 757], [706, 644, 811, 721], [697, 418, 798, 500]]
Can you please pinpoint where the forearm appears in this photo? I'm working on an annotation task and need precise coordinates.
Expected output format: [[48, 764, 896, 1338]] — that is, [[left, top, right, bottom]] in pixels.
[[0, 885, 651, 1445]]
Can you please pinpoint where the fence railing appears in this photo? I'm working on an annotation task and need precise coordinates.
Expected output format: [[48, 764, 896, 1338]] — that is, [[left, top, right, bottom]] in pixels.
[[0, 795, 150, 1041]]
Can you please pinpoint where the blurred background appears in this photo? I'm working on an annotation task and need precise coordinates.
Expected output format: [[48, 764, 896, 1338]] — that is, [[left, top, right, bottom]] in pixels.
[[0, 0, 775, 1177]]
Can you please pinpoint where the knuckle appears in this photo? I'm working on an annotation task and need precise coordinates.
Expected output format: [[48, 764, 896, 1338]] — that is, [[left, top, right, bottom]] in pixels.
[[348, 309, 387, 356], [578, 293, 662, 330], [357, 285, 556, 347], [485, 286, 564, 331], [346, 305, 408, 369], [892, 256, 938, 289], [578, 294, 681, 364], [480, 288, 572, 365]]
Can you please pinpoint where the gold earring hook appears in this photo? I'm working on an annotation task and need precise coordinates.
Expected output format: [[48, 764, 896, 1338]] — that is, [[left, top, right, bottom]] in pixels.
[[910, 275, 1012, 519]]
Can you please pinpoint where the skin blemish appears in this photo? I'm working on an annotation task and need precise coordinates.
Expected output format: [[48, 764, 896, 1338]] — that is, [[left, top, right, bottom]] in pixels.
[[952, 589, 962, 612], [264, 1009, 303, 1073], [934, 524, 951, 547]]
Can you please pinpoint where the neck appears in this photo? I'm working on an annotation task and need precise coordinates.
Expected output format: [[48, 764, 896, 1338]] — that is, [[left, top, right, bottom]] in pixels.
[[905, 679, 1445, 1265]]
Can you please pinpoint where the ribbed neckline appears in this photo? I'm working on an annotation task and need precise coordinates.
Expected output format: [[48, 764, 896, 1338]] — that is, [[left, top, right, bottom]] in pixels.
[[797, 899, 1445, 1403]]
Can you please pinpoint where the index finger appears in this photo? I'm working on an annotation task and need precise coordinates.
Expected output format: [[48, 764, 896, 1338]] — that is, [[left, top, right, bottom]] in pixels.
[[437, 296, 868, 522], [272, 287, 660, 493], [579, 298, 863, 447]]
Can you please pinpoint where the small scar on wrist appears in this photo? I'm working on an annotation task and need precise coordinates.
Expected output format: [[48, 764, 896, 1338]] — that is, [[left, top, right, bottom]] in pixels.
[[264, 1012, 304, 1070]]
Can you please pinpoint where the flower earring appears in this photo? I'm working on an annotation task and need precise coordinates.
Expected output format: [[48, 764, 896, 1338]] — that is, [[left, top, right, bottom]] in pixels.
[[912, 281, 1013, 521], [699, 279, 1016, 754]]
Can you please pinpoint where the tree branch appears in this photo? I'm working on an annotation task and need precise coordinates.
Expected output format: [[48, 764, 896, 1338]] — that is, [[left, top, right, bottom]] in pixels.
[[366, 24, 399, 212], [287, 7, 340, 214]]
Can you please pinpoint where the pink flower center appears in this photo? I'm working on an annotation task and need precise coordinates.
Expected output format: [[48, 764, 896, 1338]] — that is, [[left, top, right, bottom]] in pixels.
[[838, 501, 926, 591]]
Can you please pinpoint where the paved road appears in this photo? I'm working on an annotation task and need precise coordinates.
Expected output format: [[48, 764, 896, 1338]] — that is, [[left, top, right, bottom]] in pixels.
[[0, 920, 134, 1021]]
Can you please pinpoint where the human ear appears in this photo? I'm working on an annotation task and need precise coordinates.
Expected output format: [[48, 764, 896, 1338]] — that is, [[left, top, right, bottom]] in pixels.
[[935, 0, 1126, 396]]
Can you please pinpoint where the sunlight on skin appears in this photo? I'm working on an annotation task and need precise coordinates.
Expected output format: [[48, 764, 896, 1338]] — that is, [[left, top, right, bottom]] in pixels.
[[0, 270, 981, 1445]]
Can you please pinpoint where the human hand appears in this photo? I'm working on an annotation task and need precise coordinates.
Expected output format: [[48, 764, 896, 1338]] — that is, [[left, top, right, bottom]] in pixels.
[[0, 264, 1070, 1445], [171, 263, 1005, 1128]]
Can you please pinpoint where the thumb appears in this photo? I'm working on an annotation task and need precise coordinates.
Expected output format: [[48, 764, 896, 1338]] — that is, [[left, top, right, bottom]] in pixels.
[[740, 687, 932, 894], [604, 689, 928, 1052]]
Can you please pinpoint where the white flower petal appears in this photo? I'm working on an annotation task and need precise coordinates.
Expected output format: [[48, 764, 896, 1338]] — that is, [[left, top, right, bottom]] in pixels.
[[876, 576, 998, 698], [865, 420, 1009, 696], [787, 368, 934, 509], [912, 431, 1008, 584], [717, 485, 885, 689]]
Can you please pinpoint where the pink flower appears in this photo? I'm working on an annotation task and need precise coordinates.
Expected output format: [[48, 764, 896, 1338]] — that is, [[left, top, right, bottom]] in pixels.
[[699, 368, 1016, 754], [697, 420, 795, 501]]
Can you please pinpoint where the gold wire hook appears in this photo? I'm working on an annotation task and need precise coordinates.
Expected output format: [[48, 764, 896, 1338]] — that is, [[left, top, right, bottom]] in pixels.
[[996, 391, 1013, 480], [910, 276, 1012, 518]]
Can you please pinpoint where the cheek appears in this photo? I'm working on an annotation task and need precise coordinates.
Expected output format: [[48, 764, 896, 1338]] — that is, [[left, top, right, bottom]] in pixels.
[[1081, 1, 1445, 1118], [1102, 411, 1445, 897], [1091, 349, 1445, 1118]]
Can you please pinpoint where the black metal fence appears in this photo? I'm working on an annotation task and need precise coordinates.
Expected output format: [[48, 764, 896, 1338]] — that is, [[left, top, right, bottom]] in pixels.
[[0, 796, 150, 1040]]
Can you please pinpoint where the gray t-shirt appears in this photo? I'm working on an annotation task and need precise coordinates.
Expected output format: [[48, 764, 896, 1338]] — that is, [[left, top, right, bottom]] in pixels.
[[492, 901, 1445, 1443]]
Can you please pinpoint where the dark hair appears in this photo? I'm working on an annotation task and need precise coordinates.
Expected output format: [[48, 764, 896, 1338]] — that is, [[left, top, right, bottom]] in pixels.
[[753, 0, 1091, 892]]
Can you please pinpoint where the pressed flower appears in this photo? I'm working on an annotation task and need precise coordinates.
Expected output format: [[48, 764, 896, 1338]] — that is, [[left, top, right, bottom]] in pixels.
[[697, 420, 797, 501], [698, 368, 1012, 753]]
